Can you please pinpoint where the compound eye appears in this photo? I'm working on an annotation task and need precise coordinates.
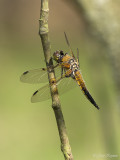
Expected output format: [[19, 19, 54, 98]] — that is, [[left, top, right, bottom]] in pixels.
[[53, 51, 60, 60], [60, 50, 64, 55]]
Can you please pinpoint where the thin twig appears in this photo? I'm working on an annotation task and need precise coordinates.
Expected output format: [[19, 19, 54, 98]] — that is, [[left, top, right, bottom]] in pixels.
[[39, 0, 74, 159]]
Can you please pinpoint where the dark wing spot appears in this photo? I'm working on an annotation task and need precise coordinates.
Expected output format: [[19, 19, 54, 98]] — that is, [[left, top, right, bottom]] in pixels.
[[23, 71, 29, 75], [42, 68, 46, 71], [33, 90, 38, 96]]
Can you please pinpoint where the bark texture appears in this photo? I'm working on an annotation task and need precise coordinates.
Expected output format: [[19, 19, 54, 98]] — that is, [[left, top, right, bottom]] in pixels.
[[39, 0, 74, 159]]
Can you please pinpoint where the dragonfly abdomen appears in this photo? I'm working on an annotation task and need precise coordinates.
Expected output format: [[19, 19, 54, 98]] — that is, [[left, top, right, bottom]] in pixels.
[[82, 87, 100, 110], [75, 70, 99, 110], [75, 70, 85, 87]]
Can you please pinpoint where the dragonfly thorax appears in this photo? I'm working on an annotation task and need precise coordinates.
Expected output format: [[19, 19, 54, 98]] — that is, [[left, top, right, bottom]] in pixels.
[[69, 59, 79, 72]]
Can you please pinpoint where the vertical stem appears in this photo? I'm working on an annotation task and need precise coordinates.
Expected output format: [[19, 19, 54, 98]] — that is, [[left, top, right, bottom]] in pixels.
[[39, 0, 74, 159]]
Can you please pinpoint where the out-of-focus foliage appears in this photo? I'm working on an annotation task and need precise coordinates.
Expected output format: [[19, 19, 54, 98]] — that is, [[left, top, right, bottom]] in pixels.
[[71, 0, 120, 97], [0, 0, 120, 160]]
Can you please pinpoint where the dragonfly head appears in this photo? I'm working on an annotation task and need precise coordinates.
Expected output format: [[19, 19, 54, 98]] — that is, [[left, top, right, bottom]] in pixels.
[[53, 50, 64, 63]]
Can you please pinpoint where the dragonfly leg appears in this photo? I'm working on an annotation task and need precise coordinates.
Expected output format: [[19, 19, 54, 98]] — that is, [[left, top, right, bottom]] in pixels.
[[64, 68, 66, 74], [47, 63, 59, 70], [51, 74, 66, 86], [53, 63, 60, 69], [61, 67, 68, 78], [61, 67, 64, 77], [47, 63, 60, 73]]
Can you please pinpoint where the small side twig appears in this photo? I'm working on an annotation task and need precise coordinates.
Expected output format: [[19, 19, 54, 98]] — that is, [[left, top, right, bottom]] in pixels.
[[39, 0, 74, 159]]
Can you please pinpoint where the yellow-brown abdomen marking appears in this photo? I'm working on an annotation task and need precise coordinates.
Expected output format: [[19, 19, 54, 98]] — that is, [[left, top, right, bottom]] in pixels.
[[75, 70, 85, 88]]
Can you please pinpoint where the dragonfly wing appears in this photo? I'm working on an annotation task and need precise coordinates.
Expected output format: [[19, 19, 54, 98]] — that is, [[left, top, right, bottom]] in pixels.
[[31, 77, 77, 103], [20, 68, 49, 84], [20, 65, 63, 84], [57, 77, 77, 95], [31, 84, 51, 103]]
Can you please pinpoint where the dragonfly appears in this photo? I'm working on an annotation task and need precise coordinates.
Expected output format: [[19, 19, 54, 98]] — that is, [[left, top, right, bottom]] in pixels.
[[20, 33, 99, 110]]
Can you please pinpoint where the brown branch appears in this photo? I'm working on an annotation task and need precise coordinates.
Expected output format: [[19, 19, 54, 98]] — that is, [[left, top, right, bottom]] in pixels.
[[39, 0, 74, 159]]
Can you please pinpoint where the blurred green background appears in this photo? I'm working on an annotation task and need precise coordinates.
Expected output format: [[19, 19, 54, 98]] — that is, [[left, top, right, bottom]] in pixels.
[[0, 0, 120, 160]]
